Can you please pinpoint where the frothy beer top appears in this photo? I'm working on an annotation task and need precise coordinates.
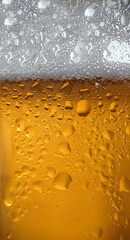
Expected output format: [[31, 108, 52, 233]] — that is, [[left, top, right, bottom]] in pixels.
[[0, 0, 129, 81]]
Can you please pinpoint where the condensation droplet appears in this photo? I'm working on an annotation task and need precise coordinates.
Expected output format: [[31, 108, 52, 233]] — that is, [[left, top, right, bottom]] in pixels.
[[109, 102, 118, 112], [98, 101, 103, 107], [103, 130, 114, 141], [65, 101, 73, 110], [15, 118, 24, 132], [25, 92, 34, 100], [114, 212, 119, 221], [121, 13, 129, 27], [53, 172, 72, 190], [59, 142, 71, 154], [77, 100, 91, 116], [46, 166, 56, 178], [50, 105, 57, 117], [63, 124, 75, 137], [55, 130, 61, 137], [119, 177, 130, 192], [126, 125, 130, 135], [25, 126, 34, 138], [3, 186, 13, 208], [32, 181, 43, 193], [57, 112, 64, 120], [106, 92, 112, 99]]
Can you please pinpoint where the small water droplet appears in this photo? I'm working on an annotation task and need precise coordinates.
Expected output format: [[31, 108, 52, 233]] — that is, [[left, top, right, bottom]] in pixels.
[[109, 102, 118, 112], [119, 177, 130, 192], [126, 125, 130, 135], [114, 212, 119, 221], [84, 148, 92, 158], [25, 126, 34, 138], [46, 166, 56, 178], [121, 13, 129, 27], [106, 93, 112, 99], [55, 130, 61, 137], [15, 118, 24, 132], [98, 101, 103, 107], [57, 112, 64, 120], [32, 181, 43, 193], [50, 105, 57, 117], [103, 130, 114, 141], [25, 92, 34, 100], [65, 101, 73, 110]]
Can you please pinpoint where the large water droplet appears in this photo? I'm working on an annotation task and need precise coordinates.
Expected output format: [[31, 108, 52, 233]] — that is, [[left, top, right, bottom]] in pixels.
[[63, 124, 75, 137], [59, 142, 71, 154], [53, 172, 72, 190], [77, 100, 91, 116]]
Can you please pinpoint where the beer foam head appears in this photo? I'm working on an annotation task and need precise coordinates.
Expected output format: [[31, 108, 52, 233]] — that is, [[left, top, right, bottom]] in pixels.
[[0, 0, 129, 80]]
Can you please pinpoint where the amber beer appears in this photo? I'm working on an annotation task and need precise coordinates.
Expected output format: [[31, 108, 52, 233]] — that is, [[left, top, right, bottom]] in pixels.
[[0, 79, 130, 240]]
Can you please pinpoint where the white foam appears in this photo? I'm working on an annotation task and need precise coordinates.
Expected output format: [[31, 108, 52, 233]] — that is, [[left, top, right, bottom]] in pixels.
[[2, 0, 12, 5], [38, 0, 50, 9], [0, 0, 129, 80]]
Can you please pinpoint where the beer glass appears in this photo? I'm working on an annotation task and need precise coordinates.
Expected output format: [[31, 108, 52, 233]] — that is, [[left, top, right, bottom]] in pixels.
[[0, 1, 130, 239]]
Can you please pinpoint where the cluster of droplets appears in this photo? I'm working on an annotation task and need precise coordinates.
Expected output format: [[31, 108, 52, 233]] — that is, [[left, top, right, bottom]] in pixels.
[[0, 0, 129, 80]]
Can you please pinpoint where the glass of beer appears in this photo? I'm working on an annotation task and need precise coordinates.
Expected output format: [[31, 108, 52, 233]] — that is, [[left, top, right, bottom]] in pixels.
[[0, 1, 130, 240]]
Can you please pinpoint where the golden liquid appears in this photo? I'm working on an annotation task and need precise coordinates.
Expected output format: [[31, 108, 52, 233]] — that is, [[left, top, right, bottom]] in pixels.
[[0, 79, 130, 240]]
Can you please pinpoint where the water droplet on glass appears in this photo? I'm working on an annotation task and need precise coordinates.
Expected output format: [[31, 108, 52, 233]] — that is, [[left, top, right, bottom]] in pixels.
[[63, 124, 75, 137], [121, 13, 129, 27], [65, 101, 73, 110], [46, 166, 56, 178], [25, 126, 34, 138], [77, 100, 91, 116], [103, 130, 114, 141], [59, 142, 71, 154], [53, 172, 72, 190], [32, 181, 43, 193], [15, 118, 24, 132], [119, 177, 130, 192], [109, 102, 118, 112]]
